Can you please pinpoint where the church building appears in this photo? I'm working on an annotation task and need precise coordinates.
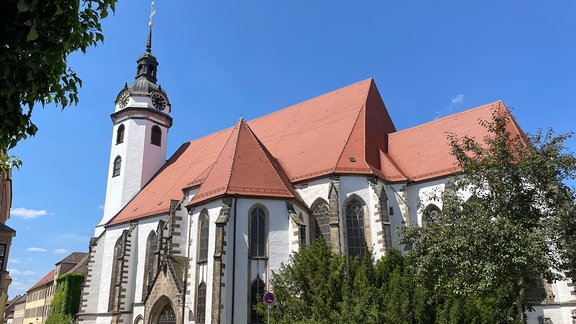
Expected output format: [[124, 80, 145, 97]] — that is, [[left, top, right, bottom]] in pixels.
[[77, 23, 575, 324]]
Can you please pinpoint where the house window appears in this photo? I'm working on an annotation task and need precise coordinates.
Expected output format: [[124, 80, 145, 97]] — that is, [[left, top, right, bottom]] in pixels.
[[112, 156, 121, 177], [345, 197, 366, 259], [310, 199, 330, 243], [0, 244, 6, 271], [116, 124, 125, 144], [151, 125, 162, 146], [198, 211, 209, 262], [196, 282, 207, 324], [250, 277, 265, 324], [249, 205, 267, 258]]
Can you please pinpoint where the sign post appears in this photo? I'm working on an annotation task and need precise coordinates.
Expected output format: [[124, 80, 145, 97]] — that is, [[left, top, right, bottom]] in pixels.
[[263, 291, 275, 324]]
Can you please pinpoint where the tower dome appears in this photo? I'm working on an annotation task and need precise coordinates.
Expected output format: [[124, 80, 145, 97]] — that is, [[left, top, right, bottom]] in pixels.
[[114, 21, 170, 113], [98, 16, 172, 234]]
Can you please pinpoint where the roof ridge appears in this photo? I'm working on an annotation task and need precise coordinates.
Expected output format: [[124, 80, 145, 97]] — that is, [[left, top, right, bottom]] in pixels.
[[335, 103, 372, 171], [190, 119, 243, 202], [223, 119, 244, 191], [379, 150, 408, 181], [242, 121, 301, 201], [391, 101, 503, 136]]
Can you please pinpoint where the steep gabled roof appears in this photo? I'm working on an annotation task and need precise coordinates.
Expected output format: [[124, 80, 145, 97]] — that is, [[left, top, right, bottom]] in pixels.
[[188, 119, 301, 206], [106, 80, 523, 226], [387, 101, 514, 182], [109, 78, 387, 225]]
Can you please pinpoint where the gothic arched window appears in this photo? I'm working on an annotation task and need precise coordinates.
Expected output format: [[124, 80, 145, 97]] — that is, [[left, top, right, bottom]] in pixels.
[[310, 199, 330, 243], [423, 204, 441, 226], [345, 197, 366, 259], [197, 211, 209, 262], [196, 282, 207, 324], [142, 231, 157, 300], [108, 235, 124, 311], [249, 277, 265, 324], [249, 205, 267, 258], [112, 156, 122, 177], [157, 303, 176, 324], [151, 125, 162, 146], [116, 124, 125, 144]]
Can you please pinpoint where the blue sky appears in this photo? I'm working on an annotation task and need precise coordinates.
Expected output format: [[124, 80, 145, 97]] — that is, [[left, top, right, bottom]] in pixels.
[[6, 1, 576, 296]]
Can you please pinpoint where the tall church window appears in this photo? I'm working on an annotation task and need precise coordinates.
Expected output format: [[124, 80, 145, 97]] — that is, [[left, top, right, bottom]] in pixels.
[[310, 199, 330, 243], [196, 282, 207, 324], [249, 205, 267, 258], [142, 231, 157, 300], [198, 210, 209, 262], [113, 156, 122, 177], [345, 197, 366, 259], [108, 236, 124, 311], [249, 277, 265, 324], [116, 124, 125, 144], [151, 125, 162, 146]]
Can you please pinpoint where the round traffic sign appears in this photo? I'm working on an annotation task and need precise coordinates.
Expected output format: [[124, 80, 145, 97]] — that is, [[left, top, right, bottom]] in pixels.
[[263, 291, 275, 305]]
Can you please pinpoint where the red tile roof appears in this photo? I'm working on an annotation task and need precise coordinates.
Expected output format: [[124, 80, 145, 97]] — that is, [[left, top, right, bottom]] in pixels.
[[28, 269, 55, 292], [187, 119, 301, 206], [107, 80, 522, 226], [387, 101, 514, 182]]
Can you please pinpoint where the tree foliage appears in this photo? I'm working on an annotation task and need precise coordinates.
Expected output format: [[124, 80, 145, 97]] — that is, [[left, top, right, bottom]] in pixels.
[[259, 240, 516, 323], [46, 272, 85, 324], [0, 0, 116, 171], [257, 240, 431, 323], [402, 109, 576, 322]]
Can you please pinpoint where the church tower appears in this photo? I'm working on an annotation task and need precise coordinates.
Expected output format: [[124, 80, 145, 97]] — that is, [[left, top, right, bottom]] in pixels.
[[96, 21, 172, 234]]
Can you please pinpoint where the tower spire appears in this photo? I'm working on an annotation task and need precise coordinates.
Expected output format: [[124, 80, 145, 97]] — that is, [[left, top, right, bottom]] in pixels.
[[146, 1, 155, 53], [134, 1, 159, 83]]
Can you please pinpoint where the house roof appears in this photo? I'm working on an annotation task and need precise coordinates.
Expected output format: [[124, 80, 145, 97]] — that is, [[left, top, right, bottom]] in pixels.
[[28, 270, 55, 292], [107, 79, 522, 226], [56, 252, 88, 265]]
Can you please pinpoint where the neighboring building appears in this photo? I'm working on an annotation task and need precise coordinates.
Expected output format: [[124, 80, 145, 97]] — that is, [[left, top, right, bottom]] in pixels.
[[4, 294, 26, 324], [77, 25, 576, 324], [0, 154, 16, 324], [22, 270, 54, 324], [16, 253, 88, 324]]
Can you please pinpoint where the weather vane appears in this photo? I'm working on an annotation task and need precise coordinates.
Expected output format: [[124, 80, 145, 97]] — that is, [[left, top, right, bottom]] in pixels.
[[149, 1, 156, 27]]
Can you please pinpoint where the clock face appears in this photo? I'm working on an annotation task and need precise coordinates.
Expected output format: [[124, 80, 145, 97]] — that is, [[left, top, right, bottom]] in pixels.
[[151, 93, 167, 111], [118, 91, 130, 109]]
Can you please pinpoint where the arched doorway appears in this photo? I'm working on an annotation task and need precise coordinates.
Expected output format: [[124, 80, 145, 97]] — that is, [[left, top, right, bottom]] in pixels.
[[157, 303, 176, 324]]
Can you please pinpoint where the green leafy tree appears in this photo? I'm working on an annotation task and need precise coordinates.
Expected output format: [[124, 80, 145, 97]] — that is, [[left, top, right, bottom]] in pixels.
[[402, 110, 576, 322], [0, 0, 116, 171]]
